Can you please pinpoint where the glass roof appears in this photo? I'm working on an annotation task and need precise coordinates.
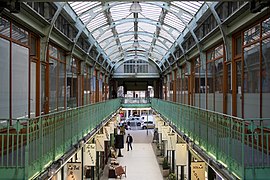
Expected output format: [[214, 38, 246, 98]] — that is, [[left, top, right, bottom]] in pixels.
[[69, 1, 205, 69]]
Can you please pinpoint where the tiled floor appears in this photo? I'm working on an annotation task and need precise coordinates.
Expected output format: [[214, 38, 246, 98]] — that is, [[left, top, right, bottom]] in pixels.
[[101, 129, 163, 180]]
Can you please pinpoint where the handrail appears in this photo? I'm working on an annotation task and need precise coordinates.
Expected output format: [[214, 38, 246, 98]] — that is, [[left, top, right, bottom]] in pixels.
[[0, 99, 121, 179], [151, 98, 270, 179]]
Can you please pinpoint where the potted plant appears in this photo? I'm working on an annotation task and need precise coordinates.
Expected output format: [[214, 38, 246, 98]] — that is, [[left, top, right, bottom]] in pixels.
[[162, 158, 170, 177], [157, 155, 164, 164], [167, 173, 176, 180]]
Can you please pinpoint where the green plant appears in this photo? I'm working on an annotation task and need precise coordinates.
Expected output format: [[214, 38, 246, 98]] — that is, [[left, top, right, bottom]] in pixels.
[[167, 173, 176, 180], [162, 158, 170, 169]]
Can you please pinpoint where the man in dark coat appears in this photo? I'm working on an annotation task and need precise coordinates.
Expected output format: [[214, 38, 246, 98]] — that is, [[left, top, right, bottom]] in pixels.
[[126, 134, 133, 151]]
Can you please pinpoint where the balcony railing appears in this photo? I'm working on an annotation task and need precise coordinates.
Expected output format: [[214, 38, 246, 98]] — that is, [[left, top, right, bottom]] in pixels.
[[151, 98, 270, 179], [0, 99, 121, 179]]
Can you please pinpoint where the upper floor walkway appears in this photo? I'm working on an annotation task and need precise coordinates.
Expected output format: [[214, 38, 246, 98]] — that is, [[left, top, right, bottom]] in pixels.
[[0, 98, 270, 179]]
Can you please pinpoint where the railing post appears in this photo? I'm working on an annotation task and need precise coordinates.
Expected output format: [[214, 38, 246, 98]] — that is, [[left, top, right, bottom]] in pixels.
[[241, 120, 245, 178], [54, 114, 56, 160], [39, 116, 43, 172], [216, 113, 219, 160], [24, 121, 29, 179]]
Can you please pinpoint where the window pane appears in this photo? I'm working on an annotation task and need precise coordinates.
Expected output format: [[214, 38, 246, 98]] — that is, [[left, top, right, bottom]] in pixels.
[[58, 62, 65, 110], [227, 64, 232, 115], [30, 62, 36, 118], [30, 35, 37, 56], [0, 17, 10, 37], [244, 24, 260, 45], [49, 45, 58, 58], [262, 38, 270, 118], [236, 36, 242, 56], [41, 64, 46, 115], [12, 43, 29, 119], [49, 58, 57, 112], [12, 23, 28, 45], [243, 43, 260, 118], [236, 62, 242, 117], [0, 38, 10, 118], [262, 17, 270, 38]]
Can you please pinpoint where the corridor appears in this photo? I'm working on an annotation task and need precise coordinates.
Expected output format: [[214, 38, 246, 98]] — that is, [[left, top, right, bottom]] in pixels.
[[101, 129, 163, 180]]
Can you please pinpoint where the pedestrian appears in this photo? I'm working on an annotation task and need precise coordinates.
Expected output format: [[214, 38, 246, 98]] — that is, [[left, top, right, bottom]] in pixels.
[[126, 133, 133, 151]]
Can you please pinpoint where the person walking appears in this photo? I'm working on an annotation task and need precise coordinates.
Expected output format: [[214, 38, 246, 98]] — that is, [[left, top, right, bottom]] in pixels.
[[126, 134, 133, 151]]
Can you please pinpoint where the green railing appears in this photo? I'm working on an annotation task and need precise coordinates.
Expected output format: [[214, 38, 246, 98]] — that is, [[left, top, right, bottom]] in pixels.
[[151, 98, 270, 179], [0, 99, 121, 179]]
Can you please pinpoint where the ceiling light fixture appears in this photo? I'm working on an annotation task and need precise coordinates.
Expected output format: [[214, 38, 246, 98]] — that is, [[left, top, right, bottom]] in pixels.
[[130, 1, 142, 13]]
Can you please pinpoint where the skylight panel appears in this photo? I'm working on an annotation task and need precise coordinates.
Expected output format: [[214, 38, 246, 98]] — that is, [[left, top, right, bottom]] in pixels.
[[69, 2, 101, 15], [109, 52, 121, 61], [110, 3, 132, 21], [115, 22, 134, 34], [87, 13, 107, 32], [138, 34, 152, 43], [119, 35, 133, 44], [164, 12, 184, 32], [138, 22, 156, 33], [92, 25, 110, 39], [151, 52, 163, 60], [97, 30, 113, 43], [139, 3, 161, 21], [171, 1, 204, 15], [140, 43, 150, 50], [155, 41, 168, 51], [99, 36, 114, 48], [159, 28, 176, 42]]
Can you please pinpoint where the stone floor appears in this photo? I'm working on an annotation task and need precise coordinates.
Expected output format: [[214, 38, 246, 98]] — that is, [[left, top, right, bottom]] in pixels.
[[101, 129, 163, 180]]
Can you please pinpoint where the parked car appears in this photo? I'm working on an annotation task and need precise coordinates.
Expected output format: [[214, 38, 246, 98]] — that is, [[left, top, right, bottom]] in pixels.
[[141, 121, 155, 129], [126, 116, 142, 126]]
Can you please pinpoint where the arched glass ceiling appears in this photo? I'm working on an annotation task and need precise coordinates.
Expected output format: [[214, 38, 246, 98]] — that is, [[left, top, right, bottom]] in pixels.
[[68, 1, 205, 70]]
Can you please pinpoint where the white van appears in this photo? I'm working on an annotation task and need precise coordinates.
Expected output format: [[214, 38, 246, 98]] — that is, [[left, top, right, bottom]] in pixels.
[[141, 115, 154, 122]]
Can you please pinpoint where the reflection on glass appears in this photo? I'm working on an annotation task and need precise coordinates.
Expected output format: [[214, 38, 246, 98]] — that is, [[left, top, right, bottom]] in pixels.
[[243, 43, 260, 93], [49, 58, 57, 112], [30, 62, 36, 118], [58, 62, 65, 110], [41, 64, 46, 114], [262, 17, 270, 37], [0, 38, 10, 118], [244, 24, 260, 45], [0, 17, 10, 37], [262, 38, 270, 117], [12, 43, 29, 119], [12, 23, 28, 45], [262, 39, 270, 93]]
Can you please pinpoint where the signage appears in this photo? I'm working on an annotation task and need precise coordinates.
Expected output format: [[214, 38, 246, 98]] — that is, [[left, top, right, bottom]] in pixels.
[[161, 126, 170, 140], [109, 122, 115, 133], [103, 126, 111, 141], [175, 143, 187, 165], [95, 134, 105, 152], [67, 162, 82, 180], [167, 133, 176, 150], [191, 162, 205, 180], [84, 143, 96, 166], [157, 121, 163, 133]]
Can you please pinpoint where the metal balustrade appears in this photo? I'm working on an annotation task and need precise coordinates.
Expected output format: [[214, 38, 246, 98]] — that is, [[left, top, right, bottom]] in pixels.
[[151, 98, 270, 179], [0, 99, 121, 179], [1, 98, 270, 179]]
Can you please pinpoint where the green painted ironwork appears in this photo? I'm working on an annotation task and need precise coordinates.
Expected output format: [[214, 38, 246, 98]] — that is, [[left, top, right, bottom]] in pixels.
[[151, 98, 270, 179], [0, 99, 120, 179]]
